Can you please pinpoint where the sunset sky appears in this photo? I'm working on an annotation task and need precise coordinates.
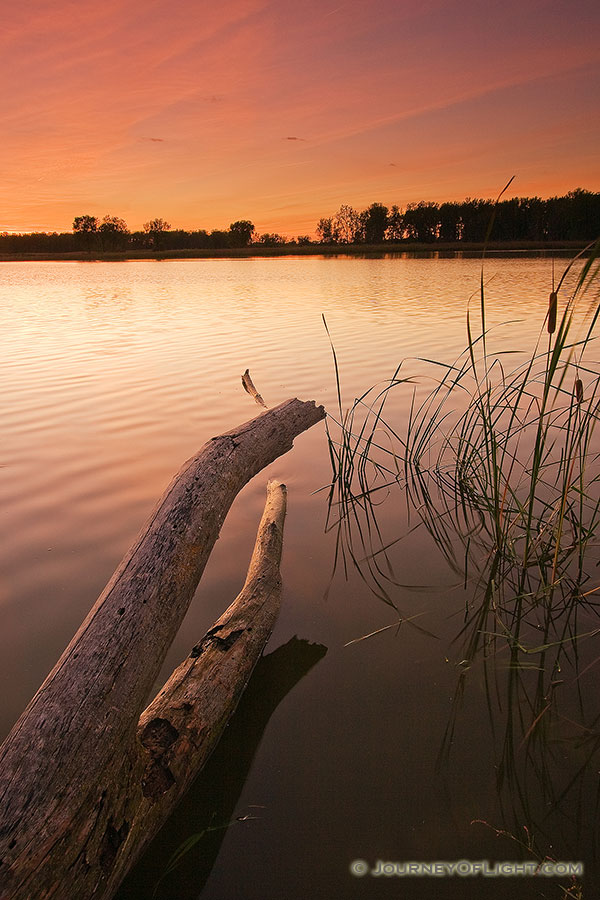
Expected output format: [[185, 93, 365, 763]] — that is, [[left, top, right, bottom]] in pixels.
[[2, 0, 599, 236]]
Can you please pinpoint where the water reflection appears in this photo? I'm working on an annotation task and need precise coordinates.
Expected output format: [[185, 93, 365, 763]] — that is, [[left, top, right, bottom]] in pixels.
[[2, 256, 594, 898], [325, 259, 600, 890], [328, 460, 599, 890]]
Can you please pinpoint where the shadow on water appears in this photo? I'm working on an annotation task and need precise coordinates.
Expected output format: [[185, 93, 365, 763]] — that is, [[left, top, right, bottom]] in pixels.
[[116, 637, 327, 900]]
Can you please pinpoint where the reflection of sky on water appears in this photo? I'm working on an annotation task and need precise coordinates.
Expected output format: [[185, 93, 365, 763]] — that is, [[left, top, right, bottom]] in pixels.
[[0, 256, 595, 899]]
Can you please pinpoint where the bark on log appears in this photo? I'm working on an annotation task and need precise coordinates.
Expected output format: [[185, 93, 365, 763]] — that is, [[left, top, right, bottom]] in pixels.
[[0, 398, 324, 900]]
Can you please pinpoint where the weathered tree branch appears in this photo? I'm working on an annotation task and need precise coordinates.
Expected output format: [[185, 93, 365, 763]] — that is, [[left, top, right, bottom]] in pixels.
[[0, 399, 324, 900], [105, 479, 288, 894]]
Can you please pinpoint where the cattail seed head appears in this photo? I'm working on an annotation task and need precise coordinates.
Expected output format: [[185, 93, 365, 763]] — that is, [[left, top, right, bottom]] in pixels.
[[548, 291, 557, 334], [575, 378, 584, 404]]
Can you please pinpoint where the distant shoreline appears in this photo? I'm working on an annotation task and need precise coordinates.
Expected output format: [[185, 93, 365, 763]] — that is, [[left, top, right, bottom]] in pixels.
[[0, 240, 592, 262]]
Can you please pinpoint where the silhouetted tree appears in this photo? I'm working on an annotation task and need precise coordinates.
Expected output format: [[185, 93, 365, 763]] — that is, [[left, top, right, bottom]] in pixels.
[[438, 202, 461, 242], [385, 205, 404, 241], [549, 189, 600, 241], [403, 202, 439, 242], [143, 218, 171, 249], [99, 215, 128, 232], [360, 203, 389, 244], [228, 220, 255, 247], [316, 217, 333, 243], [332, 205, 361, 243], [457, 199, 493, 242], [73, 215, 99, 234], [521, 197, 546, 241], [143, 218, 170, 234], [72, 215, 99, 249], [98, 215, 130, 250]]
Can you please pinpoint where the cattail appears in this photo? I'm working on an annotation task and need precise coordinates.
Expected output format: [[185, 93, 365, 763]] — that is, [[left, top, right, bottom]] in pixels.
[[547, 291, 557, 334], [575, 378, 584, 404]]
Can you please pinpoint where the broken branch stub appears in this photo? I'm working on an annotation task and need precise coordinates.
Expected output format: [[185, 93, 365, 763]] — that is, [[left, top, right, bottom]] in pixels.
[[241, 368, 267, 408]]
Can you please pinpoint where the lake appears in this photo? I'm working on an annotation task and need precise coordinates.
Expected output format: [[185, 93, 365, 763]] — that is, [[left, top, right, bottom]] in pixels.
[[1, 255, 598, 899]]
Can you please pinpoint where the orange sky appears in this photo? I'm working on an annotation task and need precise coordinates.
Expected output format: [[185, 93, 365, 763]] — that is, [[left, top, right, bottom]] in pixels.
[[2, 0, 599, 237]]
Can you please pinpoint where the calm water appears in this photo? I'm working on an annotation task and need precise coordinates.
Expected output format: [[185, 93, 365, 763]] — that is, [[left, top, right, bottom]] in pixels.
[[1, 256, 597, 899]]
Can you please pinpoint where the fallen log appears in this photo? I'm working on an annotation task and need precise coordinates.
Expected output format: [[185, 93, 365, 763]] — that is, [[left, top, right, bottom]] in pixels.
[[0, 398, 324, 900], [107, 479, 288, 895]]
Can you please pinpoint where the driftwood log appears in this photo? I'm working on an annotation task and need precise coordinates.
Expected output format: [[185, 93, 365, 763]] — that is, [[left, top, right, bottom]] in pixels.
[[0, 398, 325, 900]]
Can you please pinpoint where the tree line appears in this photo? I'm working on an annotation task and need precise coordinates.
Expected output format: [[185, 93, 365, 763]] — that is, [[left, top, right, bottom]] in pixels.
[[316, 189, 600, 244], [0, 216, 295, 254], [0, 189, 598, 254], [0, 217, 265, 254]]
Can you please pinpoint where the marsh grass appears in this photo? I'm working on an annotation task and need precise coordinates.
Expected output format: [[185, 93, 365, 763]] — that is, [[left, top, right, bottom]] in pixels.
[[325, 241, 600, 633], [324, 240, 600, 845]]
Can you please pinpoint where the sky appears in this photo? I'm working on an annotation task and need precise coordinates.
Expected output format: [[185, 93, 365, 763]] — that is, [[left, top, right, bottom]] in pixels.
[[2, 0, 599, 236]]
